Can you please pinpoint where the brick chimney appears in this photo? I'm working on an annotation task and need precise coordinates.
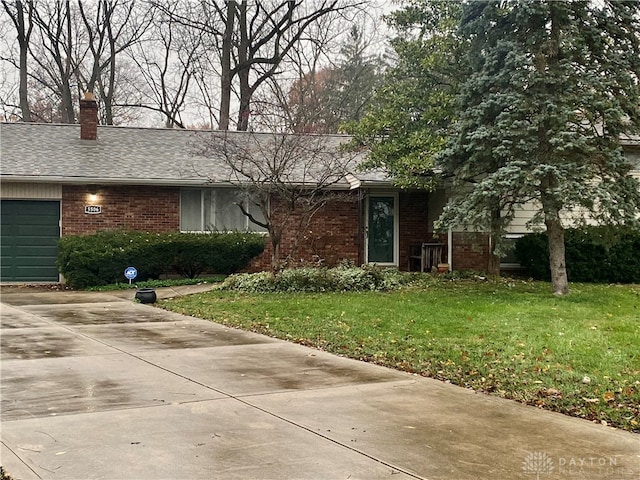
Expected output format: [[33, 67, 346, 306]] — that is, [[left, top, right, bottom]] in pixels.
[[79, 92, 98, 140]]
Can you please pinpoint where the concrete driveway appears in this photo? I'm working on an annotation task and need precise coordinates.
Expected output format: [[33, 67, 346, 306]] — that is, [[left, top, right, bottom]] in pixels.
[[1, 286, 638, 480]]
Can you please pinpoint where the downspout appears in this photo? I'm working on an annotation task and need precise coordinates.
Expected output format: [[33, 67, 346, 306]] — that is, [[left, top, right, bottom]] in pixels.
[[357, 188, 363, 265], [346, 173, 364, 266], [448, 227, 453, 272]]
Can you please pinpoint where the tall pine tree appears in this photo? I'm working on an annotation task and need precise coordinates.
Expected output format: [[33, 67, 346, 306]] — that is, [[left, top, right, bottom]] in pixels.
[[437, 1, 640, 294]]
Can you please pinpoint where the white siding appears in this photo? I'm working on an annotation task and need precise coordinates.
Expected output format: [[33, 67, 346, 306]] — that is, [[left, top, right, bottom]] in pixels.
[[506, 149, 640, 232], [506, 202, 541, 233]]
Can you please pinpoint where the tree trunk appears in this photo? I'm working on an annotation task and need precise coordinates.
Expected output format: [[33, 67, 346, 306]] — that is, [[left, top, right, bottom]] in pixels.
[[3, 0, 33, 121], [545, 215, 569, 295], [61, 0, 75, 123], [487, 251, 500, 276], [17, 1, 32, 121], [218, 1, 235, 130], [487, 210, 501, 276], [18, 48, 31, 121], [60, 77, 75, 123], [103, 15, 116, 125], [236, 1, 250, 131], [536, 8, 567, 295], [237, 78, 251, 131], [237, 79, 251, 131], [270, 231, 281, 272]]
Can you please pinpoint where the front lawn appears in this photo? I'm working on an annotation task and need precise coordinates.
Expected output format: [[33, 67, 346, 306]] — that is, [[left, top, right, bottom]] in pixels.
[[161, 278, 640, 432]]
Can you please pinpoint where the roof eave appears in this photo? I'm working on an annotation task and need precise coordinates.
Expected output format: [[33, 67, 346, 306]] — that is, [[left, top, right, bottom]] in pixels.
[[0, 175, 395, 189], [0, 175, 215, 187]]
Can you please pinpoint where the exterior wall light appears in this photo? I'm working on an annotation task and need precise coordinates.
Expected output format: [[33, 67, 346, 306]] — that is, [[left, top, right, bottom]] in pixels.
[[88, 185, 99, 202]]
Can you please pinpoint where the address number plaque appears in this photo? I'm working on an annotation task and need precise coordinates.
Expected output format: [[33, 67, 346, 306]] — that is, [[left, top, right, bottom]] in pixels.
[[84, 205, 102, 214]]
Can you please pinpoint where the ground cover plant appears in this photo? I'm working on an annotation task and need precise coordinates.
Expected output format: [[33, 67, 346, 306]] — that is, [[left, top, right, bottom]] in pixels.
[[161, 275, 640, 433]]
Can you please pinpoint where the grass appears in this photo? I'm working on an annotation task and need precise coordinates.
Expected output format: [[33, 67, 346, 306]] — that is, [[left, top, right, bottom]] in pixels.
[[85, 276, 226, 291], [161, 277, 640, 433]]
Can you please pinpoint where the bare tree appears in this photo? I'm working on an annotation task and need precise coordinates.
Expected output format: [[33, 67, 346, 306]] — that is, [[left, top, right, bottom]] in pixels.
[[1, 0, 34, 121], [28, 0, 82, 123], [231, 0, 360, 131], [77, 0, 153, 124], [254, 7, 386, 133], [252, 10, 342, 131], [146, 0, 226, 127], [154, 0, 362, 131], [219, 0, 235, 130], [0, 70, 18, 120], [1, 0, 377, 128], [190, 51, 221, 130], [0, 1, 150, 125], [126, 2, 202, 128], [194, 131, 361, 269]]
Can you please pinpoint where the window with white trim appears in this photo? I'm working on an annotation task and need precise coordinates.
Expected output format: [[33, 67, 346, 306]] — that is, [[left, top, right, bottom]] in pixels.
[[500, 234, 525, 269], [180, 188, 268, 233]]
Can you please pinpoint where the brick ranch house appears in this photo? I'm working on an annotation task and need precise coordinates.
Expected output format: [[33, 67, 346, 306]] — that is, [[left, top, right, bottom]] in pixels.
[[2, 96, 638, 283]]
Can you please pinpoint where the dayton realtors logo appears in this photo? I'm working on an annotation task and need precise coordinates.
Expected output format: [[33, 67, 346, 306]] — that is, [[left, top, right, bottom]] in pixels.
[[523, 451, 554, 479], [522, 451, 635, 478]]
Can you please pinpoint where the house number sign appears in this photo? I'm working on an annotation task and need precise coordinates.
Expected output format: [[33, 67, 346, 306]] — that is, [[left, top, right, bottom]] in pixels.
[[85, 205, 102, 214]]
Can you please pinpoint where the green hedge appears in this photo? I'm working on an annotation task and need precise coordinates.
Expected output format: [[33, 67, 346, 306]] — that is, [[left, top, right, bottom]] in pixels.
[[58, 231, 265, 289], [514, 226, 640, 283]]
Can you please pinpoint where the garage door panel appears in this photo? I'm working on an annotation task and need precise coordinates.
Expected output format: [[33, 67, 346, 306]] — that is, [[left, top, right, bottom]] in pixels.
[[0, 264, 56, 278], [1, 200, 60, 282], [12, 249, 59, 261], [16, 265, 59, 276], [9, 201, 52, 214], [16, 225, 60, 237], [13, 227, 59, 245], [14, 245, 58, 258], [9, 269, 59, 283], [0, 224, 18, 235]]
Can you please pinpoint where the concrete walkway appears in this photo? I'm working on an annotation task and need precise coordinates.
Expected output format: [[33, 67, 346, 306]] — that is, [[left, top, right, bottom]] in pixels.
[[1, 286, 638, 480]]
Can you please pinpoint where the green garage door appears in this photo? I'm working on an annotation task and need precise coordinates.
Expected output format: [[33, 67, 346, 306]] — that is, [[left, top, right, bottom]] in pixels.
[[1, 200, 60, 282]]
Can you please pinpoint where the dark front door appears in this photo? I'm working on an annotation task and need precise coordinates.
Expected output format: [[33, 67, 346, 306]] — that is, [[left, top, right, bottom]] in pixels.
[[367, 196, 396, 264]]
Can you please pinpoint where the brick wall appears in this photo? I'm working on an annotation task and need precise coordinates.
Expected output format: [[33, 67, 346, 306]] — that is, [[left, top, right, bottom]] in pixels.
[[61, 184, 360, 270], [62, 185, 180, 235], [450, 232, 491, 271], [248, 192, 361, 271], [60, 185, 492, 272], [250, 190, 437, 272], [397, 194, 493, 273], [399, 191, 432, 270]]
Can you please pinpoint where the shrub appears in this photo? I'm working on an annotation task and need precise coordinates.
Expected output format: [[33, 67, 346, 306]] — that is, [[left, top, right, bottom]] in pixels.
[[161, 232, 266, 278], [219, 265, 409, 293], [515, 225, 640, 283], [58, 231, 265, 289]]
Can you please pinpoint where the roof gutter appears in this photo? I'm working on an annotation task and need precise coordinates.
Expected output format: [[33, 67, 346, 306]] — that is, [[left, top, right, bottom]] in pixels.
[[1, 175, 394, 190], [0, 175, 215, 187]]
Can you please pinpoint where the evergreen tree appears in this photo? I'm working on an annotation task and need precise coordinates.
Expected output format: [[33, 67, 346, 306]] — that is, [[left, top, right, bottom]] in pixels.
[[437, 1, 640, 294], [330, 26, 384, 127], [287, 26, 384, 133], [347, 1, 469, 188]]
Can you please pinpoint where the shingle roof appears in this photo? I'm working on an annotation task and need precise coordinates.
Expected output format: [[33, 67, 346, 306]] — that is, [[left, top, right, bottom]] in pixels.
[[0, 122, 389, 188]]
